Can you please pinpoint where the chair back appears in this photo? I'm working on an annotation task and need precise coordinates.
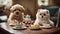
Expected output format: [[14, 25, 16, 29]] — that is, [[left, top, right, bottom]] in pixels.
[[56, 8, 60, 27]]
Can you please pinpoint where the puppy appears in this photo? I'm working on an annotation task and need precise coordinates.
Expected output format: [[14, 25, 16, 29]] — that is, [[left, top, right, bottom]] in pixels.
[[34, 9, 54, 28], [7, 4, 25, 25]]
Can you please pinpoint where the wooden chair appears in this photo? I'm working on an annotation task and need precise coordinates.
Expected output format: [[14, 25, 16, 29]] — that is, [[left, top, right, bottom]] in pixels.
[[56, 8, 60, 27]]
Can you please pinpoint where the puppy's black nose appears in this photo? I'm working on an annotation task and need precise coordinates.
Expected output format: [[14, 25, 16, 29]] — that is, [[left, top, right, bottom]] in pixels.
[[16, 12, 19, 15], [42, 16, 43, 18]]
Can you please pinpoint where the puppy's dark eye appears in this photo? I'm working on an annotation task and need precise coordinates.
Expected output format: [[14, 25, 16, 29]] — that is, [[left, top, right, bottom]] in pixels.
[[19, 10, 21, 11], [40, 14, 41, 15], [44, 14, 46, 16], [46, 11, 48, 14]]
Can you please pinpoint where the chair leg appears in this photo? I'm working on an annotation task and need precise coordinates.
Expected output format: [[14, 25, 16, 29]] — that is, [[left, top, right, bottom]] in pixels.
[[56, 8, 60, 27]]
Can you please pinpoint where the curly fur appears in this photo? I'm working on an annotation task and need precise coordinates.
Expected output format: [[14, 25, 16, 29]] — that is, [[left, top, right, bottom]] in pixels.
[[7, 4, 25, 25]]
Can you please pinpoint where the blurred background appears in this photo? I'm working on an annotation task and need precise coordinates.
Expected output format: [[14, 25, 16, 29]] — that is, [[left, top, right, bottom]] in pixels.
[[0, 0, 60, 26]]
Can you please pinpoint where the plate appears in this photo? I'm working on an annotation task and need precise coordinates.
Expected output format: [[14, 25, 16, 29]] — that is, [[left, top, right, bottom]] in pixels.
[[12, 24, 27, 30], [9, 24, 16, 27], [40, 26, 52, 29], [12, 26, 27, 30]]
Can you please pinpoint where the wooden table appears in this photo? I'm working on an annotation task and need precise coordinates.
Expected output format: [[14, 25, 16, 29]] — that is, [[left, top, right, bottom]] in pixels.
[[0, 22, 60, 34]]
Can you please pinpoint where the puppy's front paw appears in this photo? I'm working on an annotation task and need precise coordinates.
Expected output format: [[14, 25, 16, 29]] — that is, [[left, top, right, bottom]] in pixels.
[[9, 20, 19, 26]]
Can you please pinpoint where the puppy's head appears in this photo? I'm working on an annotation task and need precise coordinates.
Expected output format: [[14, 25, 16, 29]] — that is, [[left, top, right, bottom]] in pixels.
[[36, 9, 50, 20], [10, 4, 25, 16], [10, 4, 25, 22]]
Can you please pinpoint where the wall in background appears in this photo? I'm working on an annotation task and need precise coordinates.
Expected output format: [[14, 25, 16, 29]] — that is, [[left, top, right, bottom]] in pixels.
[[38, 0, 48, 6], [13, 0, 37, 19], [49, 0, 60, 6], [38, 0, 60, 6], [4, 0, 60, 19]]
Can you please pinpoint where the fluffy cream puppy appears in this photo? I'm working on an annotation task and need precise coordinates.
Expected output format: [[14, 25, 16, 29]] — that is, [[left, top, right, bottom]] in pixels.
[[34, 9, 54, 28], [7, 4, 25, 25]]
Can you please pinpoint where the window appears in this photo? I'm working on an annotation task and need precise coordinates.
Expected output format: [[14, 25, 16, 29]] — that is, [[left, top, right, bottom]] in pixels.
[[0, 0, 13, 6], [38, 0, 48, 6]]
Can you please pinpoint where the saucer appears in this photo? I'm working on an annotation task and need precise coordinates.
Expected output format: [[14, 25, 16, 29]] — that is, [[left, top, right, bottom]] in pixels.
[[12, 25, 27, 30], [40, 26, 52, 29], [12, 26, 27, 30]]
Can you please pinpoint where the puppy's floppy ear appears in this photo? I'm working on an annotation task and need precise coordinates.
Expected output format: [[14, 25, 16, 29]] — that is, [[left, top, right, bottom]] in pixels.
[[21, 6, 25, 12], [37, 9, 42, 12], [22, 13, 25, 18], [46, 10, 49, 14], [46, 10, 50, 18], [10, 5, 15, 12]]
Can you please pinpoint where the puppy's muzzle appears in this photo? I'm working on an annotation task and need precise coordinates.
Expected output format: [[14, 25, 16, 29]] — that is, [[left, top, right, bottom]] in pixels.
[[16, 12, 19, 15], [42, 16, 43, 18]]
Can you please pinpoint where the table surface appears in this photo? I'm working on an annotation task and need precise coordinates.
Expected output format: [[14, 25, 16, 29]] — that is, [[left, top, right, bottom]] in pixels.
[[0, 22, 60, 34]]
